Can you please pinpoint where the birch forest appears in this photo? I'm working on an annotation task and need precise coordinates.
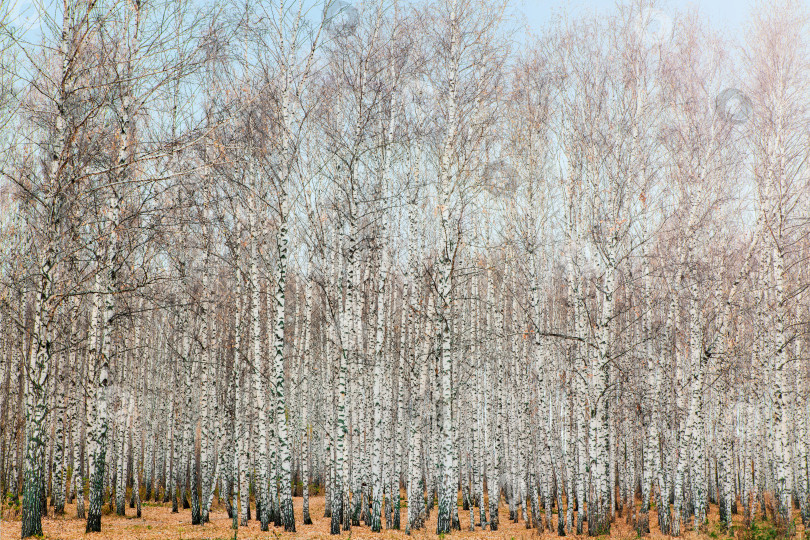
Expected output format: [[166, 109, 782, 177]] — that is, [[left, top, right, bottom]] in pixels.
[[0, 0, 809, 538]]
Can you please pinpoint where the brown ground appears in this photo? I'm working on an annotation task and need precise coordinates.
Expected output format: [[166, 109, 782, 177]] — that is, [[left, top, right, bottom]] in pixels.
[[0, 494, 801, 540]]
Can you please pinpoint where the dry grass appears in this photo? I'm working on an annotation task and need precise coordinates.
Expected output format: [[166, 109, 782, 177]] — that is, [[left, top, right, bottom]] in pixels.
[[0, 494, 804, 540]]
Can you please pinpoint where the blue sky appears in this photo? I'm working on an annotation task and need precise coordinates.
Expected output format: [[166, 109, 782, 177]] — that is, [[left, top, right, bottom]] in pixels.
[[518, 0, 752, 36], [5, 0, 754, 35], [3, 0, 758, 53]]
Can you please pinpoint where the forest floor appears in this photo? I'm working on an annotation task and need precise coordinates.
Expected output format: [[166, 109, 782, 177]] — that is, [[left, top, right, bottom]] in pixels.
[[0, 494, 802, 540]]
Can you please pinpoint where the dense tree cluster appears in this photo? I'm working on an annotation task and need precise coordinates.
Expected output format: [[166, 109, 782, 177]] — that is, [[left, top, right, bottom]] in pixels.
[[0, 0, 809, 538]]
